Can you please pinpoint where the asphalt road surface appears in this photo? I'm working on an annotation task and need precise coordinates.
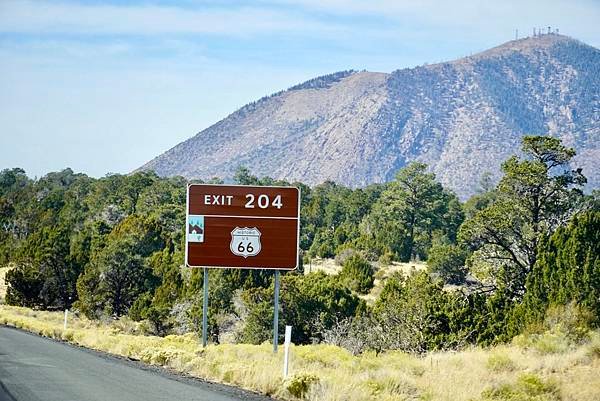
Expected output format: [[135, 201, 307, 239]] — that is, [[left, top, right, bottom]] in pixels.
[[0, 326, 274, 401]]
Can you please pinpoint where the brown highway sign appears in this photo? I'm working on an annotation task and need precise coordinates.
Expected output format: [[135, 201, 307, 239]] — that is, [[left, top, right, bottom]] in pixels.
[[185, 184, 300, 270]]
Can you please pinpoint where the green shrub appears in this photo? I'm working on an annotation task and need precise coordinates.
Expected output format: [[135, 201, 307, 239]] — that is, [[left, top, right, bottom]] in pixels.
[[543, 302, 593, 343], [486, 353, 515, 372], [512, 331, 569, 355], [5, 262, 43, 307], [286, 373, 319, 399], [238, 272, 362, 345], [364, 376, 418, 398], [587, 332, 600, 358], [334, 248, 357, 266], [377, 251, 393, 267], [426, 243, 468, 284], [513, 303, 594, 354], [62, 329, 75, 341], [339, 254, 374, 294], [128, 292, 152, 321], [481, 373, 560, 401]]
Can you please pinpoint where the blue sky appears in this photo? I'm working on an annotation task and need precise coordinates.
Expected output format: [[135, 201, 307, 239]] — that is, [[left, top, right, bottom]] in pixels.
[[1, 0, 599, 178]]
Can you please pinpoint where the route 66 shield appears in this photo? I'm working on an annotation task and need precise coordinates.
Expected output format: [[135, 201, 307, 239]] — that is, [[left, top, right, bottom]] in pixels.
[[230, 227, 262, 258]]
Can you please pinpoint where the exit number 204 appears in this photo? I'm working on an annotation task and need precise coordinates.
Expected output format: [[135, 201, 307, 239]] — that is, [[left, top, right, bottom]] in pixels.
[[203, 194, 284, 209], [245, 194, 283, 209]]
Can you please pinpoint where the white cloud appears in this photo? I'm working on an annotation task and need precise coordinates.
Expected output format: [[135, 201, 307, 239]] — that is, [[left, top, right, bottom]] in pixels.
[[1, 1, 597, 47], [0, 0, 338, 37]]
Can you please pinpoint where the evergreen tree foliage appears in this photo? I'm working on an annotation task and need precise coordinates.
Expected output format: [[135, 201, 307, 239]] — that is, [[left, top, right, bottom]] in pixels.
[[76, 215, 163, 317], [240, 272, 363, 345], [0, 145, 595, 351], [427, 243, 469, 284], [339, 253, 374, 294], [371, 271, 449, 352], [5, 261, 43, 307], [364, 162, 463, 261], [303, 180, 383, 258], [515, 212, 600, 330], [460, 136, 586, 297], [367, 271, 490, 353]]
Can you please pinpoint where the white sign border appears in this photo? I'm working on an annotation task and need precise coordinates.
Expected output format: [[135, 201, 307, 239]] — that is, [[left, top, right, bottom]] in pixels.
[[184, 183, 301, 271]]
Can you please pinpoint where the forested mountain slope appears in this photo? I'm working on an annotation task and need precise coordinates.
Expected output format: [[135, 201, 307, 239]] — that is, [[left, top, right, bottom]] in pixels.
[[140, 34, 599, 199]]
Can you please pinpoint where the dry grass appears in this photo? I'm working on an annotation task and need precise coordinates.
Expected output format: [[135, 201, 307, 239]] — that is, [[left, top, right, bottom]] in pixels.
[[303, 258, 342, 275], [2, 305, 599, 401]]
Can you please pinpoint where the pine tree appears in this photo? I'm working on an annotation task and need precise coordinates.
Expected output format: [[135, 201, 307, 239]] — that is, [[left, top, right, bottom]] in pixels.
[[515, 212, 600, 329], [459, 136, 586, 297]]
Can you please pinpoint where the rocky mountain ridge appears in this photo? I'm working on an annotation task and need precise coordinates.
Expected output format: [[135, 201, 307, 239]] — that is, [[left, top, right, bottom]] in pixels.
[[139, 34, 599, 199]]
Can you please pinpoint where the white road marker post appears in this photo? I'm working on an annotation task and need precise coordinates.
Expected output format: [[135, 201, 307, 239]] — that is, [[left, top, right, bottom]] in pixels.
[[63, 309, 68, 330], [283, 325, 292, 379]]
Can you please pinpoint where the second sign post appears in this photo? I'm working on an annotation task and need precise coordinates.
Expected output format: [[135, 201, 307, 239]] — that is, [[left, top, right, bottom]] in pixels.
[[185, 184, 300, 350]]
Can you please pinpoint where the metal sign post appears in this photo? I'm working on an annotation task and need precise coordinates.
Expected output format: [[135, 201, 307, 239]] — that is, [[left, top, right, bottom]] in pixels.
[[202, 267, 209, 347], [273, 270, 280, 353]]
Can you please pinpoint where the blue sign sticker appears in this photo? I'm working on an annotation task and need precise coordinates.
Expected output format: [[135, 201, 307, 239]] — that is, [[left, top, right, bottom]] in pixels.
[[187, 215, 204, 243]]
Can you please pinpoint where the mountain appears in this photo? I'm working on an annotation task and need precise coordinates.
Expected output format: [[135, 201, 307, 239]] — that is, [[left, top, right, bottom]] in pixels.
[[139, 34, 600, 199]]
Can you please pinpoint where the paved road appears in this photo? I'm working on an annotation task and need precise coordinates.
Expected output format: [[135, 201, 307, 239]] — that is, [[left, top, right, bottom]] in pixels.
[[0, 326, 274, 401]]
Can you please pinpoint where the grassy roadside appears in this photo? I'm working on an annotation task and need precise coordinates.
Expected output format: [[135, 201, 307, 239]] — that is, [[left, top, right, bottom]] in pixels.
[[1, 304, 599, 401]]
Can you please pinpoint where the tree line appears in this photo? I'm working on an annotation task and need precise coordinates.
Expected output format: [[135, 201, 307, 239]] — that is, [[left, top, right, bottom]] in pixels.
[[1, 135, 598, 352]]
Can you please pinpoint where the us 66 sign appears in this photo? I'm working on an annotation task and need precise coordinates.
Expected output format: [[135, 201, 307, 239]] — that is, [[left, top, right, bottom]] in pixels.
[[185, 184, 300, 270], [230, 227, 261, 258]]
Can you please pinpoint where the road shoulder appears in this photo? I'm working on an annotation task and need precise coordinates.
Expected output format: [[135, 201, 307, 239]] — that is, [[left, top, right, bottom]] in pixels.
[[0, 325, 277, 401]]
